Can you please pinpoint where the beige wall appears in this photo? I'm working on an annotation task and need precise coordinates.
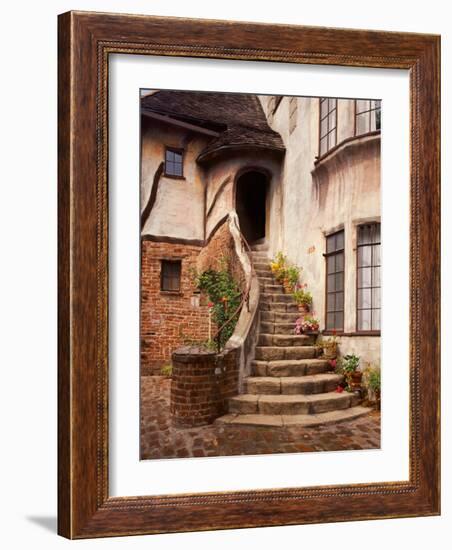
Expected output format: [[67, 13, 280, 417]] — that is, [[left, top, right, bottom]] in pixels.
[[141, 118, 210, 241], [259, 95, 381, 367]]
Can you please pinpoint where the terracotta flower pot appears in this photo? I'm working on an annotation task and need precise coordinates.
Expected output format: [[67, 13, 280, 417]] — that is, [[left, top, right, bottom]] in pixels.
[[349, 371, 363, 392]]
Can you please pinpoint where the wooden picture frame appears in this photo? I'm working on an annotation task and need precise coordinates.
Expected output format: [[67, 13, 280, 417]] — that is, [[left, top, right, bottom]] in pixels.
[[58, 11, 440, 538]]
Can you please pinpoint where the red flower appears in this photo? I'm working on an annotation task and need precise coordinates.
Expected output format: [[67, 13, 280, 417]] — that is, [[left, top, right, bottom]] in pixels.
[[329, 359, 337, 368], [335, 385, 344, 393], [207, 302, 214, 308]]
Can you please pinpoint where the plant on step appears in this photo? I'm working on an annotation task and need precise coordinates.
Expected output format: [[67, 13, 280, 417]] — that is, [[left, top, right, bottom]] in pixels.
[[292, 283, 312, 311], [269, 251, 287, 283], [320, 329, 339, 359], [195, 261, 242, 350], [338, 354, 362, 392], [283, 265, 301, 293], [294, 314, 320, 334], [363, 363, 381, 409]]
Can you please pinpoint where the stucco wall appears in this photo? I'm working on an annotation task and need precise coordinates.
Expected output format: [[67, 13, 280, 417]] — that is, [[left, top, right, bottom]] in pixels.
[[140, 117, 210, 241]]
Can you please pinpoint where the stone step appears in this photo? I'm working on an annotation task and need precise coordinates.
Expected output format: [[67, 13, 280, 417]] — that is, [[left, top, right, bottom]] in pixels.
[[251, 252, 268, 260], [252, 358, 329, 377], [260, 322, 296, 335], [259, 283, 285, 294], [260, 302, 299, 313], [257, 276, 274, 285], [258, 334, 316, 346], [250, 242, 269, 252], [254, 262, 272, 271], [261, 311, 300, 323], [255, 346, 318, 362], [215, 406, 371, 428], [228, 391, 358, 415], [261, 293, 294, 304], [246, 373, 343, 395], [255, 269, 273, 278]]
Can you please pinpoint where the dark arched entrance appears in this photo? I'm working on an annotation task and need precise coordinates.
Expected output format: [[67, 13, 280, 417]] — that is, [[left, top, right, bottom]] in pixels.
[[235, 170, 268, 245]]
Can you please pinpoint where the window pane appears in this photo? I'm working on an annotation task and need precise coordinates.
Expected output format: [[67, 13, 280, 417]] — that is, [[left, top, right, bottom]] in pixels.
[[327, 255, 336, 273], [166, 161, 175, 174], [326, 234, 336, 253], [335, 252, 344, 272], [335, 292, 344, 311], [372, 266, 381, 287], [358, 288, 371, 309], [320, 137, 327, 156], [356, 113, 369, 135], [327, 293, 335, 312], [327, 274, 336, 292], [372, 309, 381, 330], [326, 313, 335, 330], [358, 267, 372, 288], [166, 150, 175, 161], [320, 117, 328, 138], [358, 309, 371, 331], [328, 131, 336, 149], [335, 231, 344, 250], [320, 99, 328, 118], [373, 244, 381, 266], [335, 271, 344, 291], [358, 245, 372, 267], [372, 287, 381, 309], [335, 312, 344, 330], [356, 99, 369, 113], [173, 162, 183, 176], [372, 223, 381, 244], [328, 98, 336, 111], [358, 224, 372, 245], [329, 109, 337, 130]]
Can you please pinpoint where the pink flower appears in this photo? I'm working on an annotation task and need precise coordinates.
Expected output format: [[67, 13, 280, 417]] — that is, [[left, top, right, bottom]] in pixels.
[[329, 359, 337, 368], [336, 385, 344, 393], [207, 302, 214, 308]]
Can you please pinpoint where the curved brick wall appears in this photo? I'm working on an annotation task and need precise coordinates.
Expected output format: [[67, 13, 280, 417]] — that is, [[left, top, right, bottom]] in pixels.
[[170, 346, 239, 427]]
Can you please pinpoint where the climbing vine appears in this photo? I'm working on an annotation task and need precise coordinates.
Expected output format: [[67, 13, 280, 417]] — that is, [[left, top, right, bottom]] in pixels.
[[195, 258, 242, 350]]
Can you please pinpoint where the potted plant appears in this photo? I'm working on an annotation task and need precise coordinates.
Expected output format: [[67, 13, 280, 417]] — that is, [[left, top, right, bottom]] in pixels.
[[321, 329, 338, 359], [339, 354, 362, 392], [294, 314, 320, 335], [270, 252, 287, 283], [292, 284, 312, 313], [363, 365, 381, 410], [284, 265, 300, 293]]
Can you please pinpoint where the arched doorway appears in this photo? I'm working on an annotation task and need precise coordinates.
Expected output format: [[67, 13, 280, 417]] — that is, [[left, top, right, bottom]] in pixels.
[[235, 170, 268, 245]]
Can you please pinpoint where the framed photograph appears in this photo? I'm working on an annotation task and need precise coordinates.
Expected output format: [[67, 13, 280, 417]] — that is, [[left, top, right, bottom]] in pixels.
[[58, 11, 440, 538]]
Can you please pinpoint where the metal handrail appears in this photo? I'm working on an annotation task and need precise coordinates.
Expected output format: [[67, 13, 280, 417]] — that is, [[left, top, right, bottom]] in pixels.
[[211, 216, 257, 353]]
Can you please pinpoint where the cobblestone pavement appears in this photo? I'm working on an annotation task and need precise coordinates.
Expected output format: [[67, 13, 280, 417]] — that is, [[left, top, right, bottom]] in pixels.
[[140, 376, 381, 460]]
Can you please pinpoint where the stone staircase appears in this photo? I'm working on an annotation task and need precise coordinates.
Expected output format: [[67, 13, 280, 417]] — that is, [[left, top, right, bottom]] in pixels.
[[216, 243, 370, 428]]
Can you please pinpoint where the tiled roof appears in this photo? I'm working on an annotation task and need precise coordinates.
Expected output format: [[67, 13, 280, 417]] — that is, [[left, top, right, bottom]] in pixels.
[[141, 90, 285, 161]]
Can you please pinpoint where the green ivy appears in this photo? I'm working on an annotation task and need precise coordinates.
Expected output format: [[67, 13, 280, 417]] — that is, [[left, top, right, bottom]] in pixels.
[[196, 262, 242, 350]]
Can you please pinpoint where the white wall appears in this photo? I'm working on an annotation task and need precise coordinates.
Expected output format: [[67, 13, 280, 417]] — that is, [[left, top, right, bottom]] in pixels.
[[0, 1, 450, 550]]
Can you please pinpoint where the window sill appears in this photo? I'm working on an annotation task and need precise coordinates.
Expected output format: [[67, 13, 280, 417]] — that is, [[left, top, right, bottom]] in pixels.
[[322, 330, 380, 337], [160, 290, 183, 296], [164, 174, 185, 180]]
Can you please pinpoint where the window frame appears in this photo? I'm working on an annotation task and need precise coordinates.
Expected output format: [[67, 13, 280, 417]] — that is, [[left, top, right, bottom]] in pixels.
[[160, 259, 182, 293], [324, 229, 345, 332], [164, 146, 185, 179], [318, 97, 338, 158], [355, 222, 381, 334], [354, 99, 381, 137]]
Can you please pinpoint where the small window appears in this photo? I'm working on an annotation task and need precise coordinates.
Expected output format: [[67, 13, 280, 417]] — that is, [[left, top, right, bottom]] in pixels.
[[355, 99, 381, 136], [165, 148, 184, 177], [319, 98, 337, 156], [160, 260, 181, 292], [325, 230, 344, 331], [356, 223, 381, 331]]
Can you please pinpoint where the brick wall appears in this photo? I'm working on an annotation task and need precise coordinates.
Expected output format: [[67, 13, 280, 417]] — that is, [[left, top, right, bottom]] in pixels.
[[141, 240, 210, 375], [197, 220, 246, 292], [170, 346, 239, 427]]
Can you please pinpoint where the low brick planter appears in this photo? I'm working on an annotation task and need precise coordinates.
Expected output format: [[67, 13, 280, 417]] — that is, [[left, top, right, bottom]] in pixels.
[[171, 346, 239, 428]]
